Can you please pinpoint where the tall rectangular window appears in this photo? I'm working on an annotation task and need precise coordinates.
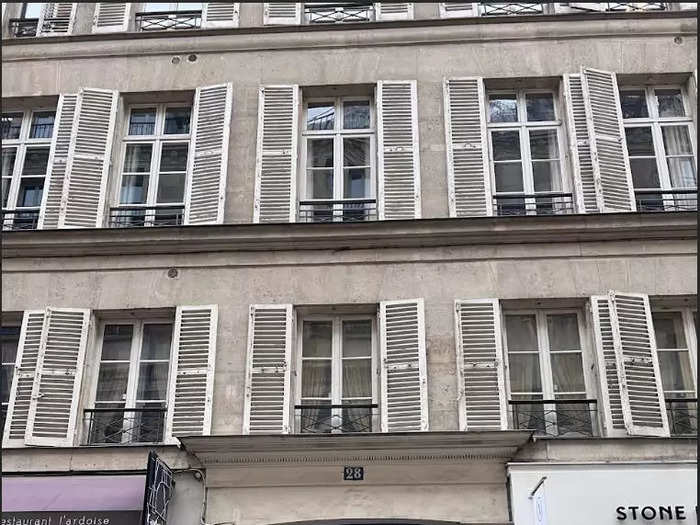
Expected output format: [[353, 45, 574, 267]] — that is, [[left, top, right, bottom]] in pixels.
[[1, 325, 20, 432]]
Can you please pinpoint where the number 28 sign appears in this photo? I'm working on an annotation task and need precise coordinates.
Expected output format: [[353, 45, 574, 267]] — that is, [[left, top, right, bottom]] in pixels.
[[343, 466, 364, 481]]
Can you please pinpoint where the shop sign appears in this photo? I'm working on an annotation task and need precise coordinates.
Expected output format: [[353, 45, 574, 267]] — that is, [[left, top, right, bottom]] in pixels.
[[1, 510, 141, 525], [616, 505, 693, 520], [141, 451, 174, 525]]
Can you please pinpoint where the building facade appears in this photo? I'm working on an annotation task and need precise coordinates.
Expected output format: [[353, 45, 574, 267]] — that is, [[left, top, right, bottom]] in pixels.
[[1, 2, 697, 525]]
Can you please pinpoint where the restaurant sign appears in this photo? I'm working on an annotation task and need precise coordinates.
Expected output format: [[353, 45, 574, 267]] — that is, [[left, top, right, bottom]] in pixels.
[[1, 510, 141, 524]]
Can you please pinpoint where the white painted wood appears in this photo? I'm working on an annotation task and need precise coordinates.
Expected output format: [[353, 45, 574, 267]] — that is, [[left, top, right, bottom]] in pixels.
[[92, 3, 131, 33], [375, 3, 413, 20], [439, 2, 478, 17], [38, 3, 76, 36], [263, 3, 301, 25], [202, 2, 240, 28]]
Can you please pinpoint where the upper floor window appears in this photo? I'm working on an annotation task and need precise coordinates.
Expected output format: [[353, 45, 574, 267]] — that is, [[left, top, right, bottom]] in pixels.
[[136, 2, 203, 31], [620, 86, 697, 212], [300, 96, 377, 222], [111, 104, 191, 227], [2, 109, 56, 230], [487, 89, 572, 216], [1, 325, 20, 433]]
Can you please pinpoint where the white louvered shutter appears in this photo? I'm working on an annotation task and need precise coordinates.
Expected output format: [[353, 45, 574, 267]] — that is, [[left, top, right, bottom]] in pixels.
[[563, 74, 599, 214], [379, 298, 428, 432], [608, 291, 669, 437], [263, 2, 301, 24], [376, 3, 413, 20], [243, 304, 293, 434], [165, 305, 218, 442], [377, 80, 421, 220], [38, 3, 76, 36], [253, 85, 299, 223], [202, 3, 240, 28], [580, 67, 636, 212], [455, 299, 507, 431], [444, 77, 491, 217], [38, 93, 77, 229], [2, 311, 45, 448], [92, 3, 130, 33], [24, 308, 90, 447], [439, 2, 478, 17], [59, 88, 118, 228], [185, 83, 233, 225]]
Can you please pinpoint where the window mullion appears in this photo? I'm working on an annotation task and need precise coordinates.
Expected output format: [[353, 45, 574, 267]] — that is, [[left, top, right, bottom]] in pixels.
[[125, 321, 142, 409], [332, 317, 341, 406], [681, 308, 698, 394], [537, 311, 554, 399], [653, 122, 673, 192]]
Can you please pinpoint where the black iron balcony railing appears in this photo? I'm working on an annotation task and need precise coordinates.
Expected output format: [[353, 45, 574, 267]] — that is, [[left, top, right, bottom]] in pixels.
[[298, 199, 377, 223], [666, 398, 697, 436], [109, 205, 185, 228], [9, 18, 39, 37], [295, 403, 378, 433], [493, 192, 575, 216], [635, 189, 697, 212], [566, 2, 667, 12], [2, 209, 40, 231], [305, 2, 375, 24], [510, 399, 599, 437], [84, 407, 166, 445], [134, 10, 202, 31], [481, 3, 545, 16]]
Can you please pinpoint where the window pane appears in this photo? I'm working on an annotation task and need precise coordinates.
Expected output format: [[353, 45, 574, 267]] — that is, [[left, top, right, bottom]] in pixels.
[[551, 353, 585, 393], [630, 158, 660, 189], [343, 101, 370, 130], [144, 2, 172, 11], [96, 363, 130, 402], [529, 129, 559, 160], [134, 401, 165, 443], [343, 168, 370, 199], [308, 169, 333, 199], [547, 314, 581, 351], [342, 320, 371, 357], [656, 89, 685, 118], [307, 103, 335, 131], [123, 144, 153, 173], [489, 94, 518, 123], [532, 161, 561, 192], [652, 312, 686, 348], [301, 360, 331, 398], [505, 315, 538, 351], [128, 109, 157, 136], [342, 359, 371, 397], [508, 353, 542, 393], [164, 107, 191, 135], [666, 158, 696, 189], [17, 178, 44, 207], [625, 127, 656, 156], [21, 147, 50, 175], [526, 94, 555, 122], [1, 326, 20, 365], [1, 114, 23, 140], [1, 178, 9, 208], [22, 2, 43, 18], [308, 139, 333, 167], [302, 321, 332, 357], [494, 163, 524, 192], [1, 364, 13, 404], [492, 130, 521, 161], [662, 126, 693, 156], [2, 148, 16, 178], [156, 173, 186, 203], [136, 363, 169, 400], [29, 112, 55, 139], [176, 3, 203, 11], [343, 137, 370, 167], [120, 175, 149, 204], [159, 143, 188, 172], [141, 324, 173, 360], [658, 350, 694, 392], [620, 90, 648, 119], [101, 325, 134, 360]]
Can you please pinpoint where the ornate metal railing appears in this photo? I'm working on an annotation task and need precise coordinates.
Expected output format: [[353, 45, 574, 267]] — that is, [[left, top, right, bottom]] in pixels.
[[510, 399, 599, 437], [2, 209, 40, 231], [109, 205, 185, 228], [295, 403, 378, 433], [481, 3, 545, 16], [298, 199, 377, 223], [493, 192, 575, 216], [304, 2, 375, 24], [635, 189, 697, 212], [134, 10, 202, 31], [83, 407, 166, 445], [565, 2, 668, 12], [666, 398, 697, 436], [8, 18, 39, 37]]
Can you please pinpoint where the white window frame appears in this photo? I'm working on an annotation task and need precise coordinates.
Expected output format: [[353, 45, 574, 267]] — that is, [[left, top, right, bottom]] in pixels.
[[88, 318, 174, 445], [620, 84, 697, 210], [294, 313, 379, 433], [652, 307, 698, 397], [115, 103, 192, 226], [300, 95, 377, 221], [1, 323, 21, 429], [486, 88, 570, 215]]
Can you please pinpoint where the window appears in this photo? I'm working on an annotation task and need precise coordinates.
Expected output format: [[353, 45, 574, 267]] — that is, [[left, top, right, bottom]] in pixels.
[[486, 89, 572, 216], [137, 3, 203, 31], [88, 320, 173, 444], [300, 96, 376, 222], [296, 315, 377, 433], [1, 325, 20, 433], [504, 310, 596, 437], [113, 104, 191, 227], [652, 308, 697, 435], [304, 2, 375, 24], [2, 109, 56, 230], [620, 86, 697, 211], [9, 3, 42, 37]]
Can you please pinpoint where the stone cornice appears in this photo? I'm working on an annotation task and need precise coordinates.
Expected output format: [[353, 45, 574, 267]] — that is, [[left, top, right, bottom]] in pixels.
[[1, 213, 696, 259]]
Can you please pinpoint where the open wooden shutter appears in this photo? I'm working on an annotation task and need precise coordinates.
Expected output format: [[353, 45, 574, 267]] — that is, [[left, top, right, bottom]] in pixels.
[[38, 93, 77, 229], [59, 88, 118, 228], [263, 2, 301, 24], [563, 74, 599, 214], [25, 308, 90, 447], [455, 299, 507, 431], [253, 85, 299, 223], [243, 304, 292, 434], [92, 3, 131, 33], [439, 2, 478, 17], [379, 298, 428, 432], [444, 77, 491, 217], [202, 3, 240, 28], [165, 305, 218, 442], [2, 311, 45, 448], [580, 67, 636, 212], [185, 83, 233, 225], [38, 3, 76, 36], [377, 80, 421, 220], [376, 3, 413, 20]]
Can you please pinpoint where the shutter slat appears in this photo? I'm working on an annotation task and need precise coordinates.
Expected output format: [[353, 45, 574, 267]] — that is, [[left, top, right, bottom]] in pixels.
[[264, 2, 301, 24], [440, 2, 477, 17], [203, 2, 240, 28], [376, 2, 413, 20], [92, 3, 130, 32], [39, 3, 76, 35]]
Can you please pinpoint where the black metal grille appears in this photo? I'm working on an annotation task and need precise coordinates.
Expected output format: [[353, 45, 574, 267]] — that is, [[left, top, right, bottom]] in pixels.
[[481, 3, 544, 16], [567, 2, 667, 11], [2, 209, 40, 231], [666, 398, 697, 436], [298, 199, 377, 223], [8, 18, 39, 37], [295, 404, 377, 433], [109, 206, 185, 228], [635, 189, 697, 212], [135, 10, 202, 31], [305, 2, 375, 24], [84, 407, 166, 445], [510, 399, 599, 437], [493, 192, 575, 216]]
